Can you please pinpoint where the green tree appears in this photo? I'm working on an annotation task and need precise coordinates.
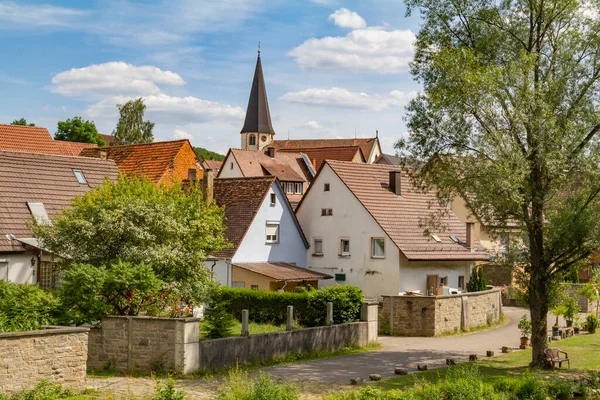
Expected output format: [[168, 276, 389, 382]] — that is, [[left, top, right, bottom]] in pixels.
[[33, 176, 230, 305], [54, 117, 105, 146], [194, 147, 225, 161], [399, 0, 600, 366], [10, 118, 35, 126], [114, 98, 154, 145], [467, 266, 487, 293]]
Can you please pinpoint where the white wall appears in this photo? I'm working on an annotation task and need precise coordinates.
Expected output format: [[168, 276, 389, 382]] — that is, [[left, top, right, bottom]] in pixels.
[[0, 253, 37, 284], [233, 182, 307, 267], [296, 164, 401, 299], [204, 259, 231, 287], [399, 258, 472, 294], [218, 153, 244, 178]]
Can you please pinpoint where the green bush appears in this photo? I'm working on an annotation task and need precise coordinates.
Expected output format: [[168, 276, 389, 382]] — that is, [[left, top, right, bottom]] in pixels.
[[153, 379, 187, 400], [216, 368, 299, 400], [211, 285, 363, 327], [0, 380, 73, 400], [201, 302, 236, 339], [587, 313, 598, 334], [467, 266, 487, 292], [545, 379, 574, 400], [0, 281, 60, 333]]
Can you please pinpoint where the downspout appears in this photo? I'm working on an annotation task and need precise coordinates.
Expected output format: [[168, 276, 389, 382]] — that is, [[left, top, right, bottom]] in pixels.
[[280, 281, 288, 292]]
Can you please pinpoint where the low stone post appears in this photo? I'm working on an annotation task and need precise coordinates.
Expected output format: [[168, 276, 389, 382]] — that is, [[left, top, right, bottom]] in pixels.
[[326, 302, 334, 326], [361, 301, 379, 343], [286, 306, 294, 331], [241, 309, 249, 336]]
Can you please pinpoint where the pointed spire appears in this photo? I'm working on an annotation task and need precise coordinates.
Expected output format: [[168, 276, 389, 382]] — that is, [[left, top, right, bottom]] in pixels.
[[241, 51, 275, 135]]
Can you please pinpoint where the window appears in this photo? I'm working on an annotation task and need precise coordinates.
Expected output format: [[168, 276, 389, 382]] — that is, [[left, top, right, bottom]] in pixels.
[[249, 134, 256, 146], [321, 208, 333, 216], [251, 285, 259, 290], [286, 182, 294, 194], [232, 281, 245, 288], [295, 183, 303, 194], [458, 276, 465, 290], [26, 201, 50, 225], [440, 276, 448, 286], [431, 234, 441, 243], [324, 183, 330, 192], [73, 169, 87, 184], [313, 238, 323, 255], [499, 233, 509, 251], [371, 238, 385, 258], [266, 222, 280, 243], [230, 162, 234, 170], [270, 193, 276, 205], [340, 238, 350, 256], [449, 235, 460, 244]]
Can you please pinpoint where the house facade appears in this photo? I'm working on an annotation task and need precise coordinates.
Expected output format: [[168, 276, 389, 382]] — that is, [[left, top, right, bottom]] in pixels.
[[296, 161, 489, 299]]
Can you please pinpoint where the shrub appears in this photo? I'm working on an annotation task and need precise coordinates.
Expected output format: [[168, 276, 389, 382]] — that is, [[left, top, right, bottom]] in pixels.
[[587, 313, 599, 334], [153, 379, 187, 400], [545, 379, 574, 400], [201, 302, 237, 339], [518, 315, 532, 338], [211, 285, 363, 327], [513, 374, 547, 400], [216, 368, 299, 400], [0, 281, 60, 332], [563, 295, 581, 322], [466, 266, 487, 292], [0, 380, 73, 400]]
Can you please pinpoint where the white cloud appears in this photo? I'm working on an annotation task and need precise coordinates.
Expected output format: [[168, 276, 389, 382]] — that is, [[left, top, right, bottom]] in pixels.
[[0, 2, 89, 27], [281, 87, 417, 110], [51, 62, 185, 97], [173, 129, 193, 140], [328, 8, 366, 29], [303, 120, 322, 129]]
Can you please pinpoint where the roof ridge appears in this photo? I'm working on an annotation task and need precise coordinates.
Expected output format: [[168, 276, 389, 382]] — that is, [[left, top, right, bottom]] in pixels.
[[326, 160, 402, 168], [273, 137, 376, 142], [105, 139, 190, 149], [216, 176, 277, 182], [0, 149, 117, 163]]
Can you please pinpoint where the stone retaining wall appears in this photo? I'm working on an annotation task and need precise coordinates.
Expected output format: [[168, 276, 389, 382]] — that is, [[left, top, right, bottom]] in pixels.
[[0, 327, 88, 394], [381, 288, 502, 336]]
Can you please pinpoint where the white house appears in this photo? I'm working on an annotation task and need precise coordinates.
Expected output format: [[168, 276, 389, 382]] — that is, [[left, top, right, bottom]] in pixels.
[[206, 176, 331, 291], [295, 161, 489, 299]]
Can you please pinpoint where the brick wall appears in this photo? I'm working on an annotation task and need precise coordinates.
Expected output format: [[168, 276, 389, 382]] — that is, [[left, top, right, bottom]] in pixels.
[[382, 288, 502, 336], [0, 327, 88, 394]]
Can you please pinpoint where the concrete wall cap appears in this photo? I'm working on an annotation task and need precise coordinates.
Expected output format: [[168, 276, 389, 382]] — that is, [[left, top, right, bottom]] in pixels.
[[102, 316, 201, 322], [382, 287, 501, 300], [0, 326, 89, 339]]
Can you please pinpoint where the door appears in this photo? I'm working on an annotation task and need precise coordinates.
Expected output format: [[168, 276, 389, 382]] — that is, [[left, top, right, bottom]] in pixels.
[[426, 275, 438, 296], [0, 262, 7, 281]]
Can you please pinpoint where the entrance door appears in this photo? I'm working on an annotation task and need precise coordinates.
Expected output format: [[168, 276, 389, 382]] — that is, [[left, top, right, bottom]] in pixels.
[[426, 275, 438, 296]]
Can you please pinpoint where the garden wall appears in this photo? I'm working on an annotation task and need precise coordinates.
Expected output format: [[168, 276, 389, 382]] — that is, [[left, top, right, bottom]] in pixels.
[[567, 284, 599, 314], [381, 288, 502, 336], [0, 327, 88, 394]]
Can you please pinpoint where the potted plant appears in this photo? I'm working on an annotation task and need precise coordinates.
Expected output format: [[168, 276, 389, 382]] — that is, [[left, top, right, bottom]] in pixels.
[[564, 296, 581, 328], [518, 314, 532, 347], [550, 305, 566, 336], [573, 316, 581, 334]]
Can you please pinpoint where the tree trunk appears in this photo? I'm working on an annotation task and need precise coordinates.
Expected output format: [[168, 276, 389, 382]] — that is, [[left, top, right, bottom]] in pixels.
[[529, 276, 549, 367]]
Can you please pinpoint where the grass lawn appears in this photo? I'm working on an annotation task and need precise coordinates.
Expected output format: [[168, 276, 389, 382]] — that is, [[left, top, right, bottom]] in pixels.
[[375, 331, 600, 392], [198, 320, 287, 340]]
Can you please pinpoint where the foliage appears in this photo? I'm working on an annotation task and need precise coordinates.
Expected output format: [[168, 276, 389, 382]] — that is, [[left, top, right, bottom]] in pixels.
[[54, 117, 105, 146], [113, 98, 154, 145], [153, 379, 187, 400], [215, 368, 299, 400], [563, 296, 581, 322], [33, 176, 229, 308], [211, 285, 363, 327], [518, 315, 531, 339], [201, 302, 237, 339], [0, 380, 73, 400], [399, 0, 600, 365], [0, 281, 60, 332], [194, 147, 225, 161], [10, 118, 34, 126], [466, 266, 487, 292], [587, 313, 599, 334]]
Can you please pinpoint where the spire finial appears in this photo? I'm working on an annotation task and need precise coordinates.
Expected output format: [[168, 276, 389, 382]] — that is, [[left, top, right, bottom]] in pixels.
[[258, 41, 261, 57]]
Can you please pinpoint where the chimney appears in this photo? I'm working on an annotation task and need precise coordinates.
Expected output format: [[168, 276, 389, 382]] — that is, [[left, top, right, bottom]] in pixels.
[[389, 171, 401, 195], [267, 146, 275, 158], [311, 158, 317, 170], [466, 222, 475, 250], [188, 168, 197, 181], [96, 148, 108, 160], [201, 169, 214, 203]]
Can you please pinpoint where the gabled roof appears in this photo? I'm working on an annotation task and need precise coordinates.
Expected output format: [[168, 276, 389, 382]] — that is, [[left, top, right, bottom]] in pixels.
[[0, 150, 119, 252], [98, 133, 117, 146], [375, 153, 404, 165], [80, 139, 196, 184], [233, 262, 332, 282], [279, 146, 365, 170], [298, 161, 489, 262], [221, 148, 313, 183], [202, 159, 223, 172], [0, 124, 98, 156], [271, 138, 379, 162], [241, 54, 275, 135]]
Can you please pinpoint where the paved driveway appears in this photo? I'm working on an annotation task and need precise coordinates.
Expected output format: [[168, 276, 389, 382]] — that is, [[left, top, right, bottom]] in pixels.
[[263, 306, 529, 383]]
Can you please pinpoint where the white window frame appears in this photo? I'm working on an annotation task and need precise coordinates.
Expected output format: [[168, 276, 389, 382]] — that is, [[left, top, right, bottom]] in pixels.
[[270, 193, 276, 206], [73, 169, 87, 184], [313, 238, 323, 256], [266, 221, 280, 244], [295, 183, 303, 194], [340, 238, 350, 257], [371, 237, 385, 259], [458, 275, 465, 290], [440, 276, 448, 286], [26, 201, 51, 225]]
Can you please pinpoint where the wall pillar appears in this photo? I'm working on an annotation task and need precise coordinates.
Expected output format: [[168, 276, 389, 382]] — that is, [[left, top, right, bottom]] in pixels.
[[361, 301, 379, 343]]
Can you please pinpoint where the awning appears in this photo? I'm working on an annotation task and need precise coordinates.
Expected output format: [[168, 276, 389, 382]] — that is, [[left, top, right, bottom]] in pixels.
[[233, 262, 333, 282]]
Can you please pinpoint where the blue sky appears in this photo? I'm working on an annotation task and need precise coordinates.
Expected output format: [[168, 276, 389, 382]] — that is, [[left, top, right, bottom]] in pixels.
[[0, 0, 422, 154]]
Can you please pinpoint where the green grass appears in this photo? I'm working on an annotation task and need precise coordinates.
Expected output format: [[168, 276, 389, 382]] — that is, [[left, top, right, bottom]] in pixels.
[[374, 331, 600, 392]]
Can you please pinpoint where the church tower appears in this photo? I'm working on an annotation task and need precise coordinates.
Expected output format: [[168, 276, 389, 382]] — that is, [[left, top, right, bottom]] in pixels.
[[241, 49, 275, 151]]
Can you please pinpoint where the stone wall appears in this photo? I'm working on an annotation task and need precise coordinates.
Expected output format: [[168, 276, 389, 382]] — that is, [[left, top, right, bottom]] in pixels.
[[87, 316, 200, 374], [567, 284, 599, 314], [382, 288, 502, 336], [0, 327, 88, 394]]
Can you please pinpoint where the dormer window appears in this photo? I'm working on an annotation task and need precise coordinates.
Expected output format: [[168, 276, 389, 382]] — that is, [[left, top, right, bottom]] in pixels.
[[73, 169, 87, 184]]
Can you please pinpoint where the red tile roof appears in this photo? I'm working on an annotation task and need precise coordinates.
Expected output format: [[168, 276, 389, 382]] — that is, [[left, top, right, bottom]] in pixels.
[[302, 161, 489, 262], [80, 139, 194, 184], [0, 150, 119, 252], [279, 146, 365, 170], [224, 149, 313, 183], [233, 262, 332, 282], [202, 159, 223, 172], [271, 138, 379, 162], [98, 133, 116, 146], [0, 124, 99, 156], [55, 141, 98, 156]]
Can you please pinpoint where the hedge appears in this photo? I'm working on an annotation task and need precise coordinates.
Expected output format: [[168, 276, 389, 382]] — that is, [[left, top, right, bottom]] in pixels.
[[0, 281, 60, 332], [211, 285, 364, 327]]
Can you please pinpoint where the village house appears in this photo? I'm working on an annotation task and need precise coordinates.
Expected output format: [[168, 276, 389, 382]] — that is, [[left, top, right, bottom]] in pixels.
[[295, 161, 489, 300], [80, 139, 203, 185], [0, 123, 99, 156], [272, 138, 381, 164], [206, 176, 331, 291], [201, 159, 223, 175], [0, 150, 119, 287]]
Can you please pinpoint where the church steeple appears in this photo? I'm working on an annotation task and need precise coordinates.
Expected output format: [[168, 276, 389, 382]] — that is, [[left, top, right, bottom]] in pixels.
[[241, 48, 275, 151]]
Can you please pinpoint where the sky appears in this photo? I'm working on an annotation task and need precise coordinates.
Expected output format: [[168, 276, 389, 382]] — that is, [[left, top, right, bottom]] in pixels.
[[0, 0, 423, 155]]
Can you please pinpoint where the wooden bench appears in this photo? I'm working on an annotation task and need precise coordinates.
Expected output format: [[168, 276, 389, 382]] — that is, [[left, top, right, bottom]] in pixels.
[[545, 348, 570, 370]]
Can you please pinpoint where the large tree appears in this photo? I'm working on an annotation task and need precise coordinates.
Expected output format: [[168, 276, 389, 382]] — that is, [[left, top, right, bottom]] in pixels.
[[54, 117, 106, 146], [10, 118, 34, 126], [400, 0, 600, 366], [113, 98, 155, 145]]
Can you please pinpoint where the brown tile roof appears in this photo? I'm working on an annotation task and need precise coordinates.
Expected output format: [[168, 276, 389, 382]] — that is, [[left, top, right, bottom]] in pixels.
[[0, 150, 119, 252], [233, 262, 332, 282], [80, 139, 193, 184], [279, 146, 365, 170], [271, 138, 379, 162], [302, 161, 489, 262], [98, 133, 116, 146], [202, 159, 222, 172], [223, 149, 313, 183], [0, 124, 99, 156], [212, 177, 277, 258]]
